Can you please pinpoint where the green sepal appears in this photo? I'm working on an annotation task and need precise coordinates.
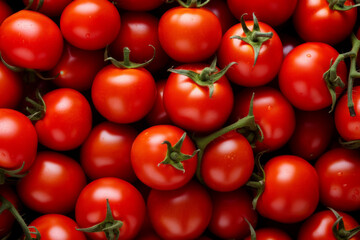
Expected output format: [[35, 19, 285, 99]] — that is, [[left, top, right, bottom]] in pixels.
[[339, 138, 360, 149], [330, 207, 360, 240], [244, 218, 257, 240], [0, 162, 27, 185], [172, 0, 210, 8], [327, 0, 360, 11], [26, 89, 46, 121]]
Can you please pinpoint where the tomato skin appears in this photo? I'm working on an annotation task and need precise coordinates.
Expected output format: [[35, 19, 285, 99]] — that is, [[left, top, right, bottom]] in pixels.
[[0, 0, 12, 24], [293, 0, 357, 45], [28, 214, 87, 240], [91, 65, 157, 124], [0, 185, 21, 238], [278, 42, 347, 111], [334, 86, 360, 141], [0, 109, 37, 172], [208, 188, 258, 239], [75, 177, 146, 240], [131, 125, 197, 190], [0, 10, 63, 71], [80, 121, 138, 182], [22, 0, 73, 17], [256, 155, 319, 223], [158, 7, 222, 63], [205, 0, 237, 34], [217, 20, 283, 87], [201, 131, 254, 192], [244, 228, 292, 240], [147, 180, 212, 240], [298, 210, 360, 240], [60, 0, 121, 50], [17, 151, 87, 214], [0, 62, 23, 109], [114, 0, 163, 11], [35, 88, 92, 151]]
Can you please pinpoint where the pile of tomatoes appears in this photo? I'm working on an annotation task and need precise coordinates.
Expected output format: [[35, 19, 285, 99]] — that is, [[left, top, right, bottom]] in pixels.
[[1, 0, 360, 239]]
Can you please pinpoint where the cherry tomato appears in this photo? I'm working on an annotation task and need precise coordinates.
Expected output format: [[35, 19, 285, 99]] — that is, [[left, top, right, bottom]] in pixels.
[[17, 151, 87, 214], [205, 0, 237, 34], [113, 0, 164, 11], [244, 228, 292, 240], [0, 184, 21, 238], [22, 0, 73, 17], [0, 0, 12, 24], [0, 61, 23, 109]]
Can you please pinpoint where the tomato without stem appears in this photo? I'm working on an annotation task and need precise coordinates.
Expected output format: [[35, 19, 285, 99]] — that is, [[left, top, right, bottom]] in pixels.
[[0, 0, 12, 24], [244, 227, 292, 240], [0, 61, 23, 109], [205, 0, 237, 34]]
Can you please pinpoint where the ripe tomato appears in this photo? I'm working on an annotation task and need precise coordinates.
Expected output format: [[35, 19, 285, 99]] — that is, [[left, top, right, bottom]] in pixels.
[[113, 0, 164, 11], [75, 177, 146, 240], [60, 0, 121, 50], [0, 61, 23, 109], [244, 228, 292, 240], [0, 184, 21, 238], [205, 0, 237, 34], [147, 180, 212, 240], [256, 155, 319, 223], [293, 0, 357, 45], [17, 151, 87, 214], [34, 88, 92, 151], [22, 0, 73, 17], [131, 125, 198, 190], [80, 121, 138, 182], [0, 0, 12, 24], [158, 6, 222, 63], [201, 131, 254, 192], [91, 65, 157, 124], [0, 10, 63, 70], [278, 42, 347, 111], [0, 109, 37, 173], [28, 214, 86, 240]]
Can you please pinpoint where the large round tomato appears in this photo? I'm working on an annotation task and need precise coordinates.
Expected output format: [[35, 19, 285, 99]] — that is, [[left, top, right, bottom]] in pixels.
[[17, 151, 87, 214], [158, 6, 222, 63], [278, 42, 347, 111], [0, 10, 63, 70], [0, 61, 23, 109], [75, 177, 146, 240]]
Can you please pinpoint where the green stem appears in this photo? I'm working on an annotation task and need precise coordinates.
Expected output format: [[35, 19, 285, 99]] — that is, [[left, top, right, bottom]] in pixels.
[[327, 0, 360, 10], [174, 0, 210, 7]]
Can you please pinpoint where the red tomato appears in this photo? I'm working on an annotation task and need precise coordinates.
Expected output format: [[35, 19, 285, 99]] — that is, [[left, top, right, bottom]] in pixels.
[[0, 185, 21, 238], [0, 109, 37, 173], [91, 65, 157, 124], [208, 188, 258, 239], [0, 0, 12, 24], [315, 148, 360, 211], [244, 228, 292, 240], [60, 0, 121, 50], [158, 6, 222, 63], [22, 0, 73, 17], [163, 63, 234, 133], [50, 43, 105, 91], [256, 155, 319, 223], [231, 87, 296, 152], [0, 61, 23, 109], [201, 131, 254, 192], [293, 0, 357, 45], [80, 121, 138, 182], [278, 42, 347, 111], [0, 10, 63, 70], [75, 177, 146, 240], [34, 88, 92, 151], [17, 151, 87, 214], [334, 86, 360, 141], [217, 19, 283, 87], [28, 214, 86, 240], [147, 180, 212, 240], [205, 0, 237, 34], [113, 0, 163, 11], [131, 125, 198, 190]]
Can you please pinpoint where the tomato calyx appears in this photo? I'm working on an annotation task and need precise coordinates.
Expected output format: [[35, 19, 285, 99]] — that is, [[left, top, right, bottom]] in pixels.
[[24, 0, 44, 11], [168, 57, 236, 97], [0, 195, 41, 240], [26, 89, 46, 121], [230, 13, 273, 66], [0, 162, 27, 185], [245, 218, 257, 240], [330, 208, 360, 240], [105, 46, 156, 69], [339, 138, 360, 149], [327, 0, 360, 11], [159, 132, 200, 172], [167, 0, 210, 8], [76, 199, 123, 240]]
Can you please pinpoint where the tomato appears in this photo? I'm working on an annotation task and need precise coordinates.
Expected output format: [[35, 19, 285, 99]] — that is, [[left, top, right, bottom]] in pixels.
[[80, 121, 138, 182], [244, 228, 292, 240], [50, 42, 105, 91], [0, 10, 63, 71], [279, 33, 302, 58], [34, 88, 92, 151], [278, 42, 347, 111], [201, 131, 254, 192], [0, 61, 23, 109], [0, 109, 37, 173], [28, 214, 86, 240], [17, 151, 87, 214], [158, 6, 222, 63], [227, 0, 298, 26], [22, 0, 73, 17], [298, 210, 360, 240], [91, 64, 157, 124], [60, 0, 120, 50], [256, 155, 319, 223], [131, 125, 198, 190], [163, 63, 234, 133], [208, 188, 258, 239], [293, 0, 357, 45], [113, 0, 164, 11], [0, 184, 21, 238], [217, 18, 283, 87], [75, 177, 146, 240], [289, 109, 335, 161], [147, 180, 212, 240], [231, 87, 296, 152], [204, 0, 237, 34], [0, 0, 12, 24], [108, 12, 169, 73], [334, 86, 360, 141]]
